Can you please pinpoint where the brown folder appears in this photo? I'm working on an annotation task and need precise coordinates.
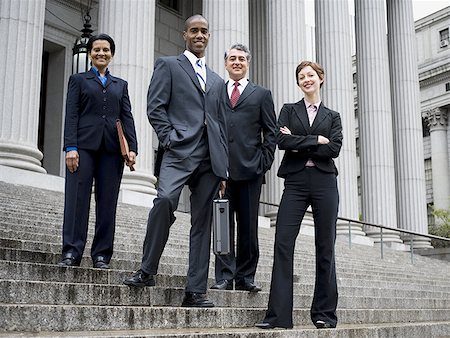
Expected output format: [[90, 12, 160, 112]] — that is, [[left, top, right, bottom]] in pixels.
[[116, 119, 135, 171]]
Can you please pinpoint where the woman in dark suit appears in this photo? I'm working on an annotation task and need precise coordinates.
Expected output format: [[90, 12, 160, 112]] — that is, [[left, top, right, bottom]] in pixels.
[[256, 61, 342, 329], [59, 34, 137, 269]]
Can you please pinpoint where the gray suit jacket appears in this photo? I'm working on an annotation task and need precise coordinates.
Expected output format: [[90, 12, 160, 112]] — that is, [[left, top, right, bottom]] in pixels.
[[147, 54, 228, 179], [226, 81, 276, 181]]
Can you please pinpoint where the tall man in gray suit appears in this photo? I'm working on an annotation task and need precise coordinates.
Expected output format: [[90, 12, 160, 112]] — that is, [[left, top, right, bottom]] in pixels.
[[123, 15, 228, 308], [211, 44, 276, 292]]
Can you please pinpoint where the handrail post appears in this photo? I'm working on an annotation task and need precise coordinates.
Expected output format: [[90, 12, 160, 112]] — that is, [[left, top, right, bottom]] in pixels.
[[380, 227, 384, 259], [348, 220, 352, 249], [410, 237, 414, 264]]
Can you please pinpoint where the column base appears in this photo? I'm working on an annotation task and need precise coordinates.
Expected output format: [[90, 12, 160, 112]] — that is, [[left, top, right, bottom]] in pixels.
[[337, 220, 374, 246], [0, 165, 64, 192], [118, 170, 158, 208], [0, 143, 46, 173], [401, 234, 433, 250]]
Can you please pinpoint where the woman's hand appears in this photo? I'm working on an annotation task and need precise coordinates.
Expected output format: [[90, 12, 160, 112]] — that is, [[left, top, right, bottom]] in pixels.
[[318, 135, 330, 144], [65, 150, 79, 173], [280, 126, 292, 135], [127, 151, 137, 168]]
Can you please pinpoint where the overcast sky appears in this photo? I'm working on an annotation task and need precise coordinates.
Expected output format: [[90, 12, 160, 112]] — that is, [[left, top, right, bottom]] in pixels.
[[304, 1, 449, 23], [412, 0, 449, 20]]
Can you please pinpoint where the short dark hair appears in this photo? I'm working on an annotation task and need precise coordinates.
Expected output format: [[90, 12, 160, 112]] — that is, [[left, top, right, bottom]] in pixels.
[[295, 61, 325, 87], [87, 33, 116, 56], [184, 14, 208, 31], [224, 43, 252, 62]]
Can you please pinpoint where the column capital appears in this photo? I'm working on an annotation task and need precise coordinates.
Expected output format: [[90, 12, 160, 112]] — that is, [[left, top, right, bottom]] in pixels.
[[423, 107, 448, 131]]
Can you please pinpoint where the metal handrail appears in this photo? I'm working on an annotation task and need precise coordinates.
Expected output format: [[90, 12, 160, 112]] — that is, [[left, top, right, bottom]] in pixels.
[[259, 200, 450, 264]]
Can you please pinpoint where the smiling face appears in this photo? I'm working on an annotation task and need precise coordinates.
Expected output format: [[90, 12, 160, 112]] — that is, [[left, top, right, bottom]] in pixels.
[[225, 48, 249, 81], [89, 40, 112, 72], [183, 16, 210, 58], [297, 65, 323, 96]]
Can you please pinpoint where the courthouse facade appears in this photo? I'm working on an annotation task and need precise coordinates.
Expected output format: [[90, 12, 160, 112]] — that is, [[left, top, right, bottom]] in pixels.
[[0, 0, 449, 249]]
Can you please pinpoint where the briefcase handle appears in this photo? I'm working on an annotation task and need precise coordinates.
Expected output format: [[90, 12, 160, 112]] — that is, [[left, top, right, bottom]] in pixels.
[[116, 119, 135, 171]]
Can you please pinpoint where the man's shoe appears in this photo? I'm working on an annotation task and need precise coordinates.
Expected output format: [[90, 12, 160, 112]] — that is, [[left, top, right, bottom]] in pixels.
[[315, 320, 336, 329], [181, 292, 214, 307], [58, 253, 80, 267], [255, 321, 275, 329], [123, 269, 155, 287], [235, 281, 262, 292], [93, 256, 110, 269], [210, 280, 233, 290]]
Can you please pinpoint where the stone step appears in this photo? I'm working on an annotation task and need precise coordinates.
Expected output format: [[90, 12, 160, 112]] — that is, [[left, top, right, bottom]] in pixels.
[[5, 247, 450, 288], [2, 322, 450, 338], [1, 304, 449, 332], [3, 279, 450, 310], [3, 246, 450, 291], [3, 260, 450, 302], [2, 232, 450, 285]]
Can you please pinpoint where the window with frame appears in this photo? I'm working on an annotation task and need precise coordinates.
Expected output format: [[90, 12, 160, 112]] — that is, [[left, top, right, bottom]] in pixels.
[[158, 0, 180, 13], [439, 28, 449, 48]]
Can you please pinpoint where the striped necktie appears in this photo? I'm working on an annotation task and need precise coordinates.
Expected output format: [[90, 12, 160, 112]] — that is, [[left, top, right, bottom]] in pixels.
[[230, 81, 240, 107], [196, 59, 206, 92]]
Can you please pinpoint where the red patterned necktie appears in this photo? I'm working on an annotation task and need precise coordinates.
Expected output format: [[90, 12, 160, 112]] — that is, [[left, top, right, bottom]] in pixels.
[[230, 81, 240, 107]]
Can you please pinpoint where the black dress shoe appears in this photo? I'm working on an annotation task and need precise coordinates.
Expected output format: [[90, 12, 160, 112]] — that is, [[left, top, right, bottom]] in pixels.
[[315, 320, 336, 329], [93, 256, 109, 269], [235, 282, 262, 292], [123, 269, 155, 287], [255, 321, 275, 329], [181, 292, 214, 307], [58, 253, 80, 267], [210, 280, 233, 290]]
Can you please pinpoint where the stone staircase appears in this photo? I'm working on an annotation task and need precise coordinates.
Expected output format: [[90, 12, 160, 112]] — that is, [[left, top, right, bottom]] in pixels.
[[0, 180, 450, 337]]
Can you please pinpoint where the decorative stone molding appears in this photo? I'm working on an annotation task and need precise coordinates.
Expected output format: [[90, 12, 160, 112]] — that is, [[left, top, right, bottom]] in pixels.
[[423, 107, 448, 130]]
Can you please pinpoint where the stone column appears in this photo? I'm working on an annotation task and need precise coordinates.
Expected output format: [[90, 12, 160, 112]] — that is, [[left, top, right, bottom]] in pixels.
[[249, 0, 268, 89], [355, 0, 403, 246], [264, 0, 307, 225], [203, 0, 249, 79], [315, 0, 369, 244], [424, 108, 449, 217], [387, 0, 431, 249], [0, 0, 46, 173], [98, 0, 157, 205]]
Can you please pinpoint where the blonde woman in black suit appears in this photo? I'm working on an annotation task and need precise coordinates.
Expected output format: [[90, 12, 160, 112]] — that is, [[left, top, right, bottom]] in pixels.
[[256, 61, 342, 330]]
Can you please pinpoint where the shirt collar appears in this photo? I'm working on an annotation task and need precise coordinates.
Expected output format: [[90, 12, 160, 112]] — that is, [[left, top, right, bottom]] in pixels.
[[184, 50, 206, 69], [228, 78, 248, 90], [304, 99, 321, 110], [91, 66, 110, 77]]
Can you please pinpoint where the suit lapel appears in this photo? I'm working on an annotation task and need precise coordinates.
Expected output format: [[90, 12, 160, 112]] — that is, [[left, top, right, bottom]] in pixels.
[[104, 74, 117, 88], [234, 81, 255, 107], [310, 103, 328, 132], [178, 54, 204, 93], [205, 66, 217, 94], [293, 100, 311, 132], [225, 80, 256, 108]]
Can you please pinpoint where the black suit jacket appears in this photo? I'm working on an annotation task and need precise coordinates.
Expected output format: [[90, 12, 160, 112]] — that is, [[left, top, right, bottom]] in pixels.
[[277, 99, 342, 178], [148, 54, 228, 179], [226, 81, 276, 180], [64, 69, 137, 154]]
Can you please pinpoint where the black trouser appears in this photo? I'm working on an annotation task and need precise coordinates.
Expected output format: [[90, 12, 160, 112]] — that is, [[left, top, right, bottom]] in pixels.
[[264, 167, 339, 328], [62, 147, 124, 262], [214, 175, 263, 285]]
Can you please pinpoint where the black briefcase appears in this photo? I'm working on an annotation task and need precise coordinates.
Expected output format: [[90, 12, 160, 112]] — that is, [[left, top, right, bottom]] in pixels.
[[212, 199, 230, 255]]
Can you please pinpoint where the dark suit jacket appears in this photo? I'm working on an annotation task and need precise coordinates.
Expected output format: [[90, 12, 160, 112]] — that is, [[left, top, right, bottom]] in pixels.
[[226, 81, 276, 180], [277, 99, 342, 178], [63, 69, 138, 154], [148, 54, 228, 179]]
